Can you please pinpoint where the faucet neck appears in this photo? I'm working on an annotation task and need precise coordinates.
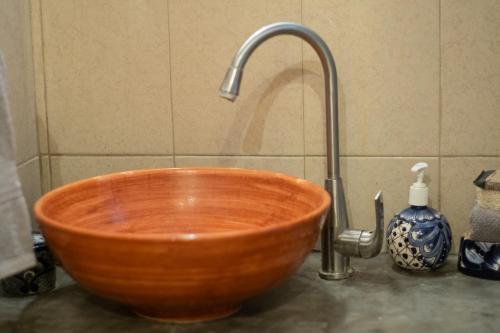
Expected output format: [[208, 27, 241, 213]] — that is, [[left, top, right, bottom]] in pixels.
[[228, 22, 340, 179]]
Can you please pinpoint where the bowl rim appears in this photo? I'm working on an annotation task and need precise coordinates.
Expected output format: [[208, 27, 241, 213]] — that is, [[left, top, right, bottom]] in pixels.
[[34, 167, 331, 242]]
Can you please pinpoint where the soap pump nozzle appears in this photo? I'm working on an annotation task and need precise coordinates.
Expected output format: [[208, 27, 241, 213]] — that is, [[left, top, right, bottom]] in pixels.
[[409, 162, 429, 207]]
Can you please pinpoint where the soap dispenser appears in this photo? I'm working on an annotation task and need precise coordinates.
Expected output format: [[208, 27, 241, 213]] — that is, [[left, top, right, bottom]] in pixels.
[[386, 162, 452, 271]]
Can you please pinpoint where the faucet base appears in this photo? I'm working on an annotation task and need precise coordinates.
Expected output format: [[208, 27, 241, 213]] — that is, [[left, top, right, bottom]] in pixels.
[[318, 267, 353, 280]]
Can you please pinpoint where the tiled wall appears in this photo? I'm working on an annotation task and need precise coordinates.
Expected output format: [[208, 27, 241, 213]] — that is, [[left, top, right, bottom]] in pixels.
[[0, 0, 41, 223], [31, 0, 500, 251]]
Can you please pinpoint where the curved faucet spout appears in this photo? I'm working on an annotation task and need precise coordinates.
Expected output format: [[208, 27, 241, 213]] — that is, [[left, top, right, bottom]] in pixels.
[[219, 22, 384, 280], [219, 22, 339, 180]]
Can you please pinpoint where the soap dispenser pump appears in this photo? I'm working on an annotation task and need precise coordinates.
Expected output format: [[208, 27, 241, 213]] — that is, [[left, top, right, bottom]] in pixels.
[[386, 162, 452, 271]]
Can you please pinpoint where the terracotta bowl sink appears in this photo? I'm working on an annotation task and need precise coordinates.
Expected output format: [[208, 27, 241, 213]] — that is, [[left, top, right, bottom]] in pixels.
[[34, 168, 330, 322]]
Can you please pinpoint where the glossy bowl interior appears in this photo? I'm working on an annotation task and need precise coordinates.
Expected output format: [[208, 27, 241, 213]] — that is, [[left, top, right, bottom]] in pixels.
[[35, 168, 330, 322]]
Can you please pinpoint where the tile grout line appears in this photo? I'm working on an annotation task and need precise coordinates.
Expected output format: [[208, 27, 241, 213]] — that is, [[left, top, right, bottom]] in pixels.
[[166, 0, 176, 167], [41, 153, 500, 159], [16, 156, 39, 169], [438, 0, 442, 211], [43, 152, 500, 158], [40, 152, 500, 158], [27, 0, 44, 195], [300, 0, 306, 179], [38, 0, 52, 191]]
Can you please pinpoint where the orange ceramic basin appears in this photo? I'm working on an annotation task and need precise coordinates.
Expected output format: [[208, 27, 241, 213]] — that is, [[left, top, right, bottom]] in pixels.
[[34, 168, 330, 322]]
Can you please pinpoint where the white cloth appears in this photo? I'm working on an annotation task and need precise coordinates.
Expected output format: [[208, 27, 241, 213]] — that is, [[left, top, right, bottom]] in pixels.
[[0, 54, 35, 279], [469, 204, 500, 243]]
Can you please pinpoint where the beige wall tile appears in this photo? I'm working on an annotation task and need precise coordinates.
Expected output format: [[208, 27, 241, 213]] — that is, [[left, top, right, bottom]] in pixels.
[[40, 155, 51, 193], [42, 0, 173, 154], [176, 156, 304, 179], [441, 158, 500, 250], [305, 157, 439, 250], [26, 1, 500, 261], [169, 0, 303, 156], [441, 0, 500, 155], [51, 155, 174, 188], [17, 157, 42, 226], [0, 0, 38, 163], [303, 0, 439, 156], [31, 0, 48, 154]]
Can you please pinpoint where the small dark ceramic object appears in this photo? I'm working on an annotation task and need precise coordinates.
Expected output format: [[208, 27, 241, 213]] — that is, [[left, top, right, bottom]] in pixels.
[[0, 232, 56, 296], [458, 236, 500, 280]]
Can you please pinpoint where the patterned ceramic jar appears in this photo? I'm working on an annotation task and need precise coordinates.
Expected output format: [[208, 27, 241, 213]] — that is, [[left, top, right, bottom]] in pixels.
[[386, 206, 452, 271]]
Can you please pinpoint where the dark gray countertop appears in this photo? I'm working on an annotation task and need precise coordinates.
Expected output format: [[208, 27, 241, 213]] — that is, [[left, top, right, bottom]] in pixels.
[[1, 253, 498, 333]]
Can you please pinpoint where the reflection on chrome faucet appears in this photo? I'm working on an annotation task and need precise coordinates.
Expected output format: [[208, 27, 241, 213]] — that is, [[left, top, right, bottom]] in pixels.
[[219, 22, 384, 280]]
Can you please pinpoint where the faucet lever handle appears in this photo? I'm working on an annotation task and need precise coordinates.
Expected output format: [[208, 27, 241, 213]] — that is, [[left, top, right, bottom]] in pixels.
[[374, 190, 384, 235], [357, 190, 384, 258]]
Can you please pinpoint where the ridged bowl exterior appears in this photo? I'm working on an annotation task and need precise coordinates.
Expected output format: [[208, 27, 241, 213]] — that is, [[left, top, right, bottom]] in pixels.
[[35, 168, 330, 321]]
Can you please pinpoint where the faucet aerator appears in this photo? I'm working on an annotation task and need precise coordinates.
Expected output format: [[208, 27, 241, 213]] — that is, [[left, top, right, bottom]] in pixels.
[[219, 66, 242, 102], [218, 90, 237, 102]]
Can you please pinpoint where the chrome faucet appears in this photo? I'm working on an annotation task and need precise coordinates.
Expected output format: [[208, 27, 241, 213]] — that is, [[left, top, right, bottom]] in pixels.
[[219, 22, 384, 280]]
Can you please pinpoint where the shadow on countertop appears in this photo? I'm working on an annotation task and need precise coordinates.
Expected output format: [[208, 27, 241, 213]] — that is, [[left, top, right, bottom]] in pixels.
[[13, 270, 346, 333], [5, 254, 500, 333]]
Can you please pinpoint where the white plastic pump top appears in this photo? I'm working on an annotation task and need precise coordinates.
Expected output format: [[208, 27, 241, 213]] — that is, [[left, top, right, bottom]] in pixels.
[[409, 162, 429, 206]]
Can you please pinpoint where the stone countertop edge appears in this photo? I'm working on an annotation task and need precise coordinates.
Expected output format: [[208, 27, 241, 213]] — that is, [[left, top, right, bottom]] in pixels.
[[1, 253, 499, 333]]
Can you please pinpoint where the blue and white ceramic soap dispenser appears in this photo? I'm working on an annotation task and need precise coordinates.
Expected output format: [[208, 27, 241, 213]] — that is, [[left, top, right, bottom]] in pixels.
[[387, 162, 452, 271]]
